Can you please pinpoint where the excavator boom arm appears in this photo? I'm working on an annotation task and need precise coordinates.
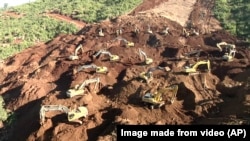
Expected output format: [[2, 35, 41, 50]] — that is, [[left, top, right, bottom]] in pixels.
[[216, 42, 236, 52], [139, 48, 148, 60], [40, 105, 69, 124], [114, 37, 127, 43], [158, 84, 178, 103], [77, 64, 97, 72], [74, 45, 83, 55], [146, 66, 167, 75], [192, 60, 210, 71], [93, 50, 112, 58], [79, 78, 100, 90]]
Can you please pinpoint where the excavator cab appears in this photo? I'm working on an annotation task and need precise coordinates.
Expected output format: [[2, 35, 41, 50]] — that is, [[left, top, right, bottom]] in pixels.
[[145, 58, 153, 65], [96, 66, 108, 74], [110, 55, 120, 61], [66, 88, 85, 98], [126, 41, 135, 48], [142, 84, 179, 109], [67, 106, 88, 124]]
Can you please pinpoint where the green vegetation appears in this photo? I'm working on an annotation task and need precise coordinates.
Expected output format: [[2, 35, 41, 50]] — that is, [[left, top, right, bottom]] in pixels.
[[0, 96, 8, 122], [0, 15, 78, 59], [0, 0, 142, 59], [214, 0, 250, 41], [8, 0, 142, 23], [0, 95, 15, 126]]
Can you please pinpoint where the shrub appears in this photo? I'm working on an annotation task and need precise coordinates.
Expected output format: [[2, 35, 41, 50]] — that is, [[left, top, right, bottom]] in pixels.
[[0, 96, 8, 122]]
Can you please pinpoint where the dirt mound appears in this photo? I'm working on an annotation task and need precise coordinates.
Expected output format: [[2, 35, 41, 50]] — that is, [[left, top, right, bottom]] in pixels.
[[0, 0, 250, 141]]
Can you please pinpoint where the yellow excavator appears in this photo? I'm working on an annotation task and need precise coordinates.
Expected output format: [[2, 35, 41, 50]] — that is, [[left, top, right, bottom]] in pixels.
[[39, 105, 88, 125], [160, 26, 170, 35], [216, 41, 236, 52], [98, 28, 104, 37], [142, 84, 179, 109], [184, 60, 211, 75], [147, 24, 153, 34], [182, 28, 199, 37], [139, 66, 171, 83], [216, 42, 236, 62], [116, 28, 123, 36], [66, 77, 100, 98], [138, 48, 153, 65], [77, 64, 108, 74], [68, 44, 83, 61], [93, 49, 120, 62], [115, 37, 134, 48]]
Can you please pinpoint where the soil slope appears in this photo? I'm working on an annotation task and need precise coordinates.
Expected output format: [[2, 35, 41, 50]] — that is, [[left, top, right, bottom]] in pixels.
[[0, 0, 250, 141]]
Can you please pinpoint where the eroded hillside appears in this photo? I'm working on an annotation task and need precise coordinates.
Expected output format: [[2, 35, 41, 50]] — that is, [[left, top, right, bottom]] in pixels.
[[0, 0, 250, 141]]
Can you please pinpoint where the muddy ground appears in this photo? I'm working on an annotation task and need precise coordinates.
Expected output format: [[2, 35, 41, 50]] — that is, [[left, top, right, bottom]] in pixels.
[[0, 0, 250, 141]]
